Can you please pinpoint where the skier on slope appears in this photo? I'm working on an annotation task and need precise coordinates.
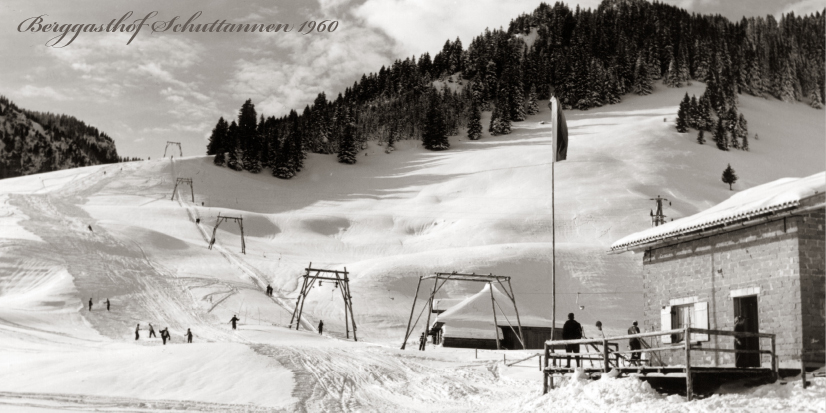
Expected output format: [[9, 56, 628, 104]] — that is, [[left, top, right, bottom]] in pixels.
[[230, 315, 239, 330], [318, 320, 324, 335], [135, 324, 140, 340], [88, 298, 93, 311], [160, 328, 170, 345], [185, 328, 193, 343], [106, 298, 110, 311], [148, 323, 156, 338]]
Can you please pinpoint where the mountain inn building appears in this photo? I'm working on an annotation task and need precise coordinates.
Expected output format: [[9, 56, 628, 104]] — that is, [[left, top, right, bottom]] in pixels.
[[611, 172, 825, 370]]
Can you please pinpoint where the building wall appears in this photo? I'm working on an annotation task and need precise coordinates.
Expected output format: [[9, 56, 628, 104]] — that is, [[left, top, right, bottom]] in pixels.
[[442, 337, 498, 350], [641, 201, 824, 368], [797, 196, 826, 365]]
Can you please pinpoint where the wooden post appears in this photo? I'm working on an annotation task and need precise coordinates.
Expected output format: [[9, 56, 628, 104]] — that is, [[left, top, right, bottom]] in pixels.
[[506, 279, 526, 350], [544, 342, 552, 393], [238, 217, 246, 254], [602, 339, 609, 373], [208, 214, 222, 249], [171, 180, 179, 200], [401, 276, 423, 349], [341, 268, 357, 341], [296, 274, 316, 331], [421, 274, 439, 351], [771, 335, 777, 379], [685, 324, 693, 401], [189, 181, 194, 202], [335, 271, 350, 339], [289, 263, 309, 328], [489, 282, 501, 350]]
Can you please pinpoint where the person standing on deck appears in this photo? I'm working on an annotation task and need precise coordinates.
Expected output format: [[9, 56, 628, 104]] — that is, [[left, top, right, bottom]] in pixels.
[[562, 313, 583, 368], [734, 316, 747, 367], [185, 328, 193, 343], [628, 321, 641, 365], [148, 324, 156, 338], [230, 315, 239, 330], [135, 324, 140, 340]]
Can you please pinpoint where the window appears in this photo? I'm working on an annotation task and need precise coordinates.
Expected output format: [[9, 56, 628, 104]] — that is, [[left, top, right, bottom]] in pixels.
[[661, 301, 709, 344], [671, 304, 693, 343]]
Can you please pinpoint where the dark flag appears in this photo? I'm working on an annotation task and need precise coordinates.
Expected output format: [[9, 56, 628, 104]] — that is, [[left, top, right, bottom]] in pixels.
[[551, 97, 568, 162], [556, 104, 568, 162]]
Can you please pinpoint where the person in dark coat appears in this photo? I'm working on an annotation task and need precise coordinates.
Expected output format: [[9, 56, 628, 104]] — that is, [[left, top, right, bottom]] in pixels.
[[185, 328, 193, 343], [318, 320, 324, 335], [148, 323, 156, 338], [160, 328, 169, 345], [562, 313, 583, 368], [135, 324, 140, 340], [88, 298, 93, 311], [230, 315, 239, 330], [628, 321, 641, 365], [734, 316, 747, 367], [106, 299, 110, 311], [419, 332, 426, 351]]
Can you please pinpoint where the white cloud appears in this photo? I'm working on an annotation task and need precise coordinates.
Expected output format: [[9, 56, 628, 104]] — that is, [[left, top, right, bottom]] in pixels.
[[228, 24, 395, 116], [17, 85, 71, 101], [352, 0, 601, 56], [777, 0, 825, 16]]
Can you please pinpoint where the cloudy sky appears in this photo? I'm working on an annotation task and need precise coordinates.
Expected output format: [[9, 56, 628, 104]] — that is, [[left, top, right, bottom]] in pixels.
[[0, 0, 821, 159]]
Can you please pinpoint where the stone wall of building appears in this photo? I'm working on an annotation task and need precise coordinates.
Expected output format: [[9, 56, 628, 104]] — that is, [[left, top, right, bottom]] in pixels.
[[797, 195, 825, 365], [640, 204, 822, 368]]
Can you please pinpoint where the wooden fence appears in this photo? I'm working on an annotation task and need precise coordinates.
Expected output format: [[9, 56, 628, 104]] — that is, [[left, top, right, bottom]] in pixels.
[[542, 323, 778, 400]]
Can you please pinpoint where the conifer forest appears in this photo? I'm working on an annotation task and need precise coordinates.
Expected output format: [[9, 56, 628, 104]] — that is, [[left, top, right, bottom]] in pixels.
[[207, 0, 825, 179]]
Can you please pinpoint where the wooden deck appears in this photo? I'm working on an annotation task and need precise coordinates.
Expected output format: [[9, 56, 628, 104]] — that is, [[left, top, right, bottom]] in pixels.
[[542, 326, 780, 400]]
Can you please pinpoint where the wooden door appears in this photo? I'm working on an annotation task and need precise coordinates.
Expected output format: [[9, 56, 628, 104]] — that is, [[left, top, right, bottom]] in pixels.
[[733, 295, 760, 367]]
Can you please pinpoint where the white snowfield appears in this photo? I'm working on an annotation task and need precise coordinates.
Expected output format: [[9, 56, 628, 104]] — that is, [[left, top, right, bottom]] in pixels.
[[0, 83, 823, 411]]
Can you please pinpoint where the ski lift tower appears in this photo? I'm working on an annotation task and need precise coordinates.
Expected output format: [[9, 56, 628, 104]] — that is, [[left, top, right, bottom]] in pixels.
[[650, 195, 670, 227], [164, 141, 182, 158], [289, 263, 358, 341]]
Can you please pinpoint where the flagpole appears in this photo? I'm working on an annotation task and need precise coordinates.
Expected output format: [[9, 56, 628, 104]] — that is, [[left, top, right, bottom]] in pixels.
[[550, 96, 557, 359]]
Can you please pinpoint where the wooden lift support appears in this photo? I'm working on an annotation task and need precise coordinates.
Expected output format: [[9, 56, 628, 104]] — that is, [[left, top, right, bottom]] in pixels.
[[207, 213, 246, 254], [400, 272, 526, 351], [171, 178, 194, 202], [164, 141, 182, 157], [288, 263, 358, 341]]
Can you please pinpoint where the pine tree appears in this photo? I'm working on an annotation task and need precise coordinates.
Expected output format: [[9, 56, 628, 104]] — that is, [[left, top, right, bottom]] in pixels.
[[207, 117, 228, 156], [337, 108, 358, 164], [467, 99, 482, 140], [238, 99, 259, 172], [697, 130, 705, 144], [688, 95, 699, 129], [811, 88, 823, 109], [633, 55, 653, 96], [226, 121, 242, 170], [737, 113, 748, 150], [713, 118, 728, 151], [274, 136, 295, 178], [525, 85, 540, 115], [664, 57, 678, 87], [676, 93, 690, 132], [721, 164, 738, 190], [423, 89, 450, 150], [489, 105, 502, 136]]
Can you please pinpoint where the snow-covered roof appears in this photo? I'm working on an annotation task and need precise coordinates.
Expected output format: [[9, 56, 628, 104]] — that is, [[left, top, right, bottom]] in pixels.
[[611, 172, 826, 251], [436, 283, 552, 339]]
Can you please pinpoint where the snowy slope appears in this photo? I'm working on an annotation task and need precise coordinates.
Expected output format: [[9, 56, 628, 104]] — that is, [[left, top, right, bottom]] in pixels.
[[0, 82, 823, 411]]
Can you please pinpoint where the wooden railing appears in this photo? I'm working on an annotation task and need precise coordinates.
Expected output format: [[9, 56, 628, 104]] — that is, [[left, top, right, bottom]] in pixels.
[[541, 324, 778, 400]]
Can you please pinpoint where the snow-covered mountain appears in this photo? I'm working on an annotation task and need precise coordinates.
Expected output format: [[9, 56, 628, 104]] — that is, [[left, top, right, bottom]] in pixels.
[[0, 96, 119, 179], [0, 81, 821, 410]]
